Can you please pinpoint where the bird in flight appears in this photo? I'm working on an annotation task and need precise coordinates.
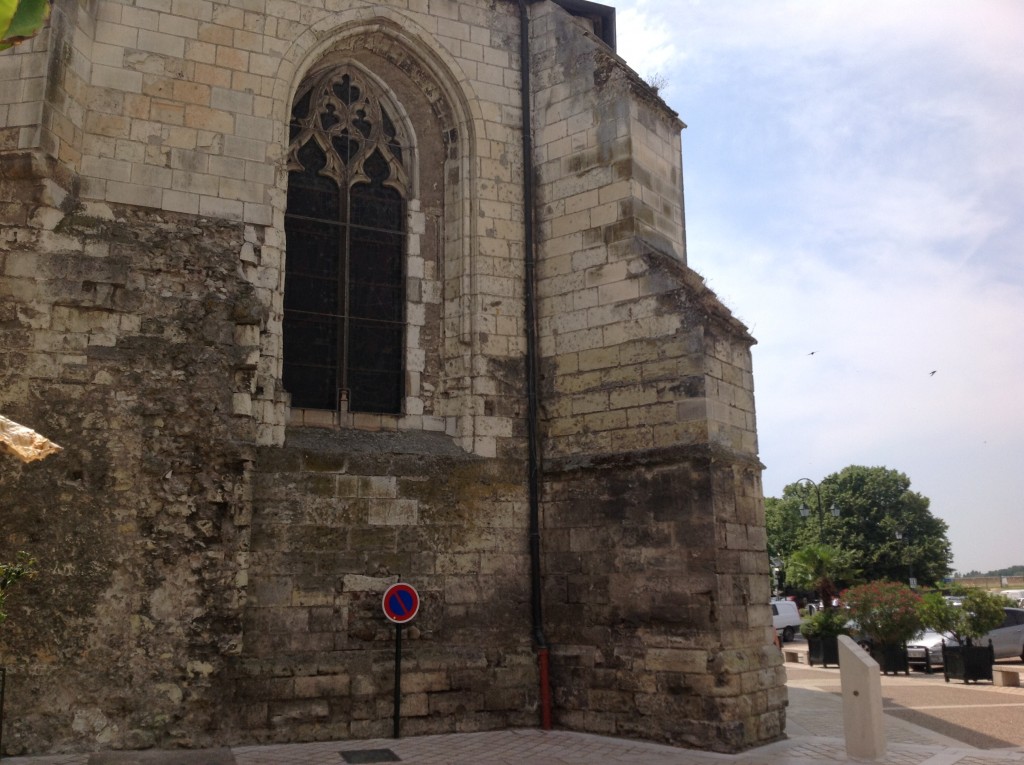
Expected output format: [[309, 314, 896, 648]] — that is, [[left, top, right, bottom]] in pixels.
[[807, 351, 816, 356], [929, 370, 937, 376]]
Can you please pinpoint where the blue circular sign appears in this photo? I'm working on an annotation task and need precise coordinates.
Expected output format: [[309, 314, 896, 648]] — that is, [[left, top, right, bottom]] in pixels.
[[382, 583, 420, 624]]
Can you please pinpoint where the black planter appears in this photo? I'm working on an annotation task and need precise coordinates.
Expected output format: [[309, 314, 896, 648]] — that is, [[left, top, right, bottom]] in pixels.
[[807, 635, 840, 667], [942, 640, 994, 683], [870, 643, 910, 675]]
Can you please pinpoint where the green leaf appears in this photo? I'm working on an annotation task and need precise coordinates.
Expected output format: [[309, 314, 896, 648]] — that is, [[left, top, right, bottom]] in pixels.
[[0, 0, 50, 49], [0, 0, 20, 42]]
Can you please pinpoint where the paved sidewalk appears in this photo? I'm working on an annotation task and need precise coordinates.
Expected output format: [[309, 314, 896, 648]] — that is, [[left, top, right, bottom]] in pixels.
[[5, 665, 1024, 765]]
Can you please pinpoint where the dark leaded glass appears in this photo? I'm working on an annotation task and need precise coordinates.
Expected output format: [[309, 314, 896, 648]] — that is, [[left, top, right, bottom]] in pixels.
[[283, 67, 408, 414], [347, 321, 404, 413], [332, 133, 359, 165], [283, 314, 338, 411], [333, 74, 359, 105]]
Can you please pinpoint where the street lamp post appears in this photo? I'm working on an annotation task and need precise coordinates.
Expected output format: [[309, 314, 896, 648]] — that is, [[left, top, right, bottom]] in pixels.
[[770, 557, 783, 599], [796, 477, 839, 544], [894, 530, 916, 588]]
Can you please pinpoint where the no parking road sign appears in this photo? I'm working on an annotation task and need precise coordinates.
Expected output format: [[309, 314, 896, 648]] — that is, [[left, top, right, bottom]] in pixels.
[[382, 582, 420, 624], [384, 582, 419, 739]]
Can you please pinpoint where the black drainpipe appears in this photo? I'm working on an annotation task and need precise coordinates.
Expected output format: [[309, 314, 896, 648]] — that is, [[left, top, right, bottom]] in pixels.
[[516, 0, 552, 731]]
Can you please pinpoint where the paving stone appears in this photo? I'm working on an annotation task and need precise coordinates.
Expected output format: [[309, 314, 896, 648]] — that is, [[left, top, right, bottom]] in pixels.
[[88, 750, 235, 765]]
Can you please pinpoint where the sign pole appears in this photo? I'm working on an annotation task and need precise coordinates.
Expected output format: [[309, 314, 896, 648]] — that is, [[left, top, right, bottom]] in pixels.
[[382, 581, 418, 741], [393, 623, 402, 739]]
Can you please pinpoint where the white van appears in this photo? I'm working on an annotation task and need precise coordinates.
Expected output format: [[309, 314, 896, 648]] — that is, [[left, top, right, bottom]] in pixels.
[[771, 600, 802, 642], [1001, 590, 1024, 607]]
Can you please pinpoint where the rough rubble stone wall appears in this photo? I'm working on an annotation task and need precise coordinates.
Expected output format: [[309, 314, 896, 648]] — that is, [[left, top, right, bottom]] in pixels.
[[531, 3, 785, 751], [0, 155, 258, 754]]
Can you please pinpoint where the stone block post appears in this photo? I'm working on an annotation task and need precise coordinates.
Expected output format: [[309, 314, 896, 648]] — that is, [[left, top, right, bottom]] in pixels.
[[838, 635, 886, 761]]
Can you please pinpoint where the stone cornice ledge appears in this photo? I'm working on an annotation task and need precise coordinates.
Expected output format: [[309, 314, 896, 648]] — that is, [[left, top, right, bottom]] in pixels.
[[543, 442, 765, 477]]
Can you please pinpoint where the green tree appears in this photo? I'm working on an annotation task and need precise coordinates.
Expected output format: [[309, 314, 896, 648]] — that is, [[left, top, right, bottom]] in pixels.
[[765, 486, 844, 574], [786, 544, 857, 607], [765, 495, 802, 563], [768, 466, 952, 587], [961, 565, 1024, 578], [918, 589, 1006, 647]]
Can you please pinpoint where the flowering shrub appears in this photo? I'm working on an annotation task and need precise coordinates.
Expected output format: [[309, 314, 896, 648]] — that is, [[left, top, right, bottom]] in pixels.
[[842, 581, 922, 645]]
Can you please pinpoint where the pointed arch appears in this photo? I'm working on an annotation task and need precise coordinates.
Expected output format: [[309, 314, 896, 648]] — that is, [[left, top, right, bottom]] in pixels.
[[272, 15, 486, 440], [283, 64, 412, 413], [287, 66, 411, 196]]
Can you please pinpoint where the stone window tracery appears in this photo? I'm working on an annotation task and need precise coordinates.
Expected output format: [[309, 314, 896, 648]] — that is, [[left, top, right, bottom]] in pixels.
[[284, 68, 410, 414]]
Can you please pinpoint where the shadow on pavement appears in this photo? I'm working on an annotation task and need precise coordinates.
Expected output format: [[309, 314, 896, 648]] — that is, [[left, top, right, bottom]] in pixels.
[[881, 702, 1018, 750]]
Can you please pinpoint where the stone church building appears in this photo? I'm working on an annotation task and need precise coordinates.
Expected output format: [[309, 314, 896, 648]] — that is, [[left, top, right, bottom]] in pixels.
[[0, 0, 785, 755]]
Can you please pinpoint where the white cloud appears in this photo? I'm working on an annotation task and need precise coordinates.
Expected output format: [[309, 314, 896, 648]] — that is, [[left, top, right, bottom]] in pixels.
[[614, 3, 681, 84]]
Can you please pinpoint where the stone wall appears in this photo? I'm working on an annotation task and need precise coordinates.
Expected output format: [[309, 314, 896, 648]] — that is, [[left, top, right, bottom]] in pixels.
[[0, 156, 257, 752], [542, 455, 784, 750], [229, 429, 536, 742], [0, 149, 540, 752], [528, 4, 785, 750], [1, 0, 785, 755]]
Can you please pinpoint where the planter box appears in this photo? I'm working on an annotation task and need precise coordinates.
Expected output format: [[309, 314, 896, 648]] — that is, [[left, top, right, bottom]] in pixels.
[[870, 643, 909, 675], [942, 641, 994, 683], [807, 635, 840, 667]]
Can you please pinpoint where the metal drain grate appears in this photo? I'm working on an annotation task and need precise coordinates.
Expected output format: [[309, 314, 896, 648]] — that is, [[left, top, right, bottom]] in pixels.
[[340, 749, 401, 764]]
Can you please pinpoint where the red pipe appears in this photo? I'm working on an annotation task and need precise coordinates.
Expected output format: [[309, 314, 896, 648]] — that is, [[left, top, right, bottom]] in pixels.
[[538, 647, 552, 730]]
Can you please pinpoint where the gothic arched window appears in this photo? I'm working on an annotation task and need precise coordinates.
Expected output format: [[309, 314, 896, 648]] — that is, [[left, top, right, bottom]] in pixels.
[[284, 68, 409, 414]]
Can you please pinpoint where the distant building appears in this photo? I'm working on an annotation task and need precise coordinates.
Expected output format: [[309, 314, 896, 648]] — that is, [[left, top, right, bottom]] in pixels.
[[0, 0, 784, 755]]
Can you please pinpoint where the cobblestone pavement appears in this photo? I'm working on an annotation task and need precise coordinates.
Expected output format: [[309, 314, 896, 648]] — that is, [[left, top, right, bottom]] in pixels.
[[5, 665, 1024, 765]]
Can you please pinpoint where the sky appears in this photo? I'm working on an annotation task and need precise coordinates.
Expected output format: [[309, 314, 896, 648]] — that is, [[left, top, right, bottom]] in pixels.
[[612, 1, 1024, 575]]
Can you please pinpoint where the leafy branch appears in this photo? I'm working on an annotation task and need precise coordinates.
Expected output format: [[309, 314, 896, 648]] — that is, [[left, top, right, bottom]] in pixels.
[[0, 0, 50, 51]]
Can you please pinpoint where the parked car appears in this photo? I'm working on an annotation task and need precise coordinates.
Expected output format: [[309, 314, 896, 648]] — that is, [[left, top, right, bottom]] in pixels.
[[1000, 590, 1024, 607], [771, 600, 803, 643], [906, 607, 1024, 670]]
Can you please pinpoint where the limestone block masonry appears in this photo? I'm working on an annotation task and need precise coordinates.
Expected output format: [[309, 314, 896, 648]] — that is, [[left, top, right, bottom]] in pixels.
[[0, 0, 785, 756]]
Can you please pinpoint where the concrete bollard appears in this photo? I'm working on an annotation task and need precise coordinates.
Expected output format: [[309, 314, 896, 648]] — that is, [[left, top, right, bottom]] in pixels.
[[837, 635, 886, 761]]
